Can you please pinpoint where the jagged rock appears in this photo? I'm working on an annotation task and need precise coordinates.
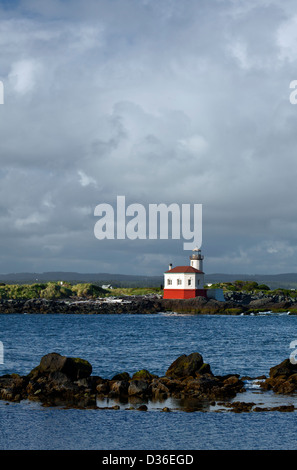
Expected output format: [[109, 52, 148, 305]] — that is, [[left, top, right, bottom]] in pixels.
[[253, 405, 295, 412], [137, 405, 148, 411], [248, 298, 274, 308], [111, 372, 131, 381], [0, 374, 27, 402], [0, 351, 282, 409], [128, 380, 149, 396], [165, 352, 204, 379], [261, 358, 297, 394], [96, 381, 110, 395], [132, 369, 158, 380], [31, 352, 92, 380], [151, 379, 170, 399], [269, 359, 297, 378], [222, 401, 255, 412], [109, 380, 129, 396], [181, 373, 244, 400]]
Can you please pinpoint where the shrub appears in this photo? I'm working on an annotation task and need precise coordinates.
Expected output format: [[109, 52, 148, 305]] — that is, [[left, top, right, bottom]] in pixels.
[[71, 283, 108, 298], [257, 284, 270, 291]]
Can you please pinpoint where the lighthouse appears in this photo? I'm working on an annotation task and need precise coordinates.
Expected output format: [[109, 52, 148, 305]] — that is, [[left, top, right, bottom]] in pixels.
[[190, 247, 204, 271], [163, 248, 207, 299]]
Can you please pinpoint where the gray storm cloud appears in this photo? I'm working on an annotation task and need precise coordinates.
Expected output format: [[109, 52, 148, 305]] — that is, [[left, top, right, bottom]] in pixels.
[[0, 0, 297, 275]]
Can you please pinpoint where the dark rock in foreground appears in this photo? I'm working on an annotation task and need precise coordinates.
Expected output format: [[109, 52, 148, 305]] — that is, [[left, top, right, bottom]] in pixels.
[[260, 359, 297, 394], [0, 351, 245, 408], [165, 352, 204, 378], [2, 352, 297, 410], [33, 352, 92, 380]]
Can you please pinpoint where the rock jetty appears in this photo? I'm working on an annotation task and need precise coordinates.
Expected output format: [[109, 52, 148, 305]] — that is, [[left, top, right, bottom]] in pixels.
[[0, 351, 245, 409]]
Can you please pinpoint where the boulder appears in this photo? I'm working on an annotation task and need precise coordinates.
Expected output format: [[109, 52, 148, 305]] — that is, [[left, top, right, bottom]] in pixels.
[[96, 381, 110, 395], [261, 358, 297, 394], [183, 375, 219, 397], [137, 405, 148, 411], [269, 359, 297, 379], [0, 351, 247, 408], [132, 369, 157, 381], [109, 380, 129, 396], [151, 379, 170, 399], [128, 380, 149, 396], [39, 352, 67, 374], [111, 372, 131, 381], [165, 352, 204, 379], [33, 352, 92, 380], [62, 356, 92, 380]]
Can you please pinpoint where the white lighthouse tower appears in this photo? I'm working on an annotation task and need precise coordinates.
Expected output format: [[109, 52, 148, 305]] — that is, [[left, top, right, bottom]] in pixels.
[[190, 247, 204, 271]]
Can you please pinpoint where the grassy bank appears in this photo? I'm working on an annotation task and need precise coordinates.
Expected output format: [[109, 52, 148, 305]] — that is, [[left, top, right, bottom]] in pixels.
[[208, 280, 297, 298], [0, 282, 107, 300], [0, 278, 295, 302], [0, 282, 163, 300], [108, 287, 162, 296]]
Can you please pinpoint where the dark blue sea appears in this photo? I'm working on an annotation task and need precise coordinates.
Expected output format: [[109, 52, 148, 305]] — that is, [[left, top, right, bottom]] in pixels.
[[1, 312, 297, 450]]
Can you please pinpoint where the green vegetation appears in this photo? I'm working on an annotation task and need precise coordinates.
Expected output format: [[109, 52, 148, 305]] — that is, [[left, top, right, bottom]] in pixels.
[[109, 287, 163, 297], [0, 282, 163, 300], [207, 280, 297, 298], [223, 307, 243, 315], [0, 282, 110, 300], [1, 278, 296, 302], [132, 369, 158, 380]]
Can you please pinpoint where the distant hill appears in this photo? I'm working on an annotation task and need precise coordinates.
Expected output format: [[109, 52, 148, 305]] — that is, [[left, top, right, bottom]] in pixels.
[[0, 272, 164, 288], [1, 271, 297, 289]]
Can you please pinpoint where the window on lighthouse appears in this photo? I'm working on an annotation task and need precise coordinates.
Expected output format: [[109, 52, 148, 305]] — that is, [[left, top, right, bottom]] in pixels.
[[177, 279, 182, 285], [188, 279, 192, 286], [167, 279, 172, 286]]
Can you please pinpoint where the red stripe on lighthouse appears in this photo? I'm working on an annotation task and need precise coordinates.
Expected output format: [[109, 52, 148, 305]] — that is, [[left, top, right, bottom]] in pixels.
[[163, 289, 207, 299]]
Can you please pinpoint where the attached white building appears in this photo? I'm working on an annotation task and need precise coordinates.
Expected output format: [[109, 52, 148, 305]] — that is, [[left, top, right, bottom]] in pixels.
[[163, 249, 206, 299]]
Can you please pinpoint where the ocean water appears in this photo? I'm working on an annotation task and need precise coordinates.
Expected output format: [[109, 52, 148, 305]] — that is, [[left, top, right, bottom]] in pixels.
[[1, 312, 297, 450]]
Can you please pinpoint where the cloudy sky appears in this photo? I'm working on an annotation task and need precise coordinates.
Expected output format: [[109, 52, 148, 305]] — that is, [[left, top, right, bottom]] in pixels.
[[1, 0, 297, 276]]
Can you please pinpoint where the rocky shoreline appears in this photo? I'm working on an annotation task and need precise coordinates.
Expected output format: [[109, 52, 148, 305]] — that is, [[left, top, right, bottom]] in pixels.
[[1, 290, 297, 315], [162, 290, 297, 315], [1, 351, 297, 413], [0, 296, 163, 314]]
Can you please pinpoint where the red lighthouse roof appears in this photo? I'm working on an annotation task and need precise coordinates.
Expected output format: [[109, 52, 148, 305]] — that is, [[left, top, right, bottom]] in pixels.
[[164, 266, 204, 274]]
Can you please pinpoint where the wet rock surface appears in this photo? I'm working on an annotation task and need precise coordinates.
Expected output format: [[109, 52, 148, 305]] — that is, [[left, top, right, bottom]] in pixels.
[[1, 352, 297, 412], [0, 352, 245, 409], [260, 359, 297, 394]]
